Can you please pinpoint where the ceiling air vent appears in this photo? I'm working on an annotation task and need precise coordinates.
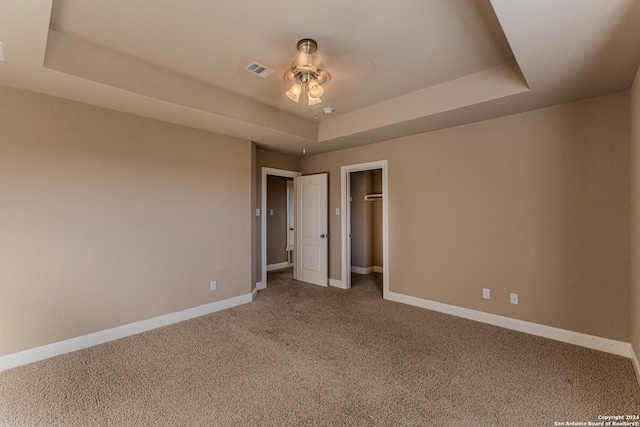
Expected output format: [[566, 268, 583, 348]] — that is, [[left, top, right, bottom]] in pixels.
[[243, 61, 275, 78]]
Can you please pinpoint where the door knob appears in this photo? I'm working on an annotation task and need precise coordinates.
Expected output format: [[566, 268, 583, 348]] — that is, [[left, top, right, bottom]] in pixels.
[[320, 234, 326, 238]]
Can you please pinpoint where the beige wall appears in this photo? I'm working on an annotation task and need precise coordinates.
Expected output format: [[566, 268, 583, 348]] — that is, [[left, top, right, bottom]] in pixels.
[[302, 92, 630, 341], [631, 65, 640, 360], [2, 81, 633, 358], [0, 85, 252, 356], [255, 149, 301, 284], [266, 175, 290, 265]]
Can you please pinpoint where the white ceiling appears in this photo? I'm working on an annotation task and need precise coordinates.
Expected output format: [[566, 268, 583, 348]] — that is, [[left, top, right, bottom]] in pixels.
[[0, 0, 639, 155], [48, 0, 514, 118]]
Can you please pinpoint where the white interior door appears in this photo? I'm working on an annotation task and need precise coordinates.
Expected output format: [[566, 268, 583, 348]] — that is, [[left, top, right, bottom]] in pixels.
[[295, 173, 328, 286]]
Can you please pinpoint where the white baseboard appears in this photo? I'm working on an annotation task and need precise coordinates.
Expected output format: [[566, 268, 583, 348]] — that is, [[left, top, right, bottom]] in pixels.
[[351, 266, 384, 274], [329, 278, 346, 289], [386, 291, 632, 358], [252, 287, 258, 300], [351, 266, 373, 274], [0, 292, 253, 372], [632, 347, 640, 387], [266, 262, 291, 272], [255, 281, 265, 290]]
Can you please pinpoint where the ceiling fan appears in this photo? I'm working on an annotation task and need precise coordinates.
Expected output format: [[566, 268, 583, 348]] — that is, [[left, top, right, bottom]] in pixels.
[[284, 38, 331, 106]]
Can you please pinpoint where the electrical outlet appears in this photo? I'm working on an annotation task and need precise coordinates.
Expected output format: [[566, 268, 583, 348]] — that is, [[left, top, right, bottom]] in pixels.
[[483, 288, 490, 299], [510, 293, 518, 305], [210, 281, 217, 291]]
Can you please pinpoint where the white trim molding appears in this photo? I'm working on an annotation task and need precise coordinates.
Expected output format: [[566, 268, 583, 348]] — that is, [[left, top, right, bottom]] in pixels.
[[386, 291, 632, 358], [252, 287, 258, 300], [350, 266, 383, 274], [351, 266, 374, 274], [0, 293, 253, 372], [255, 281, 265, 290], [266, 262, 291, 272], [329, 278, 346, 289], [341, 160, 389, 297]]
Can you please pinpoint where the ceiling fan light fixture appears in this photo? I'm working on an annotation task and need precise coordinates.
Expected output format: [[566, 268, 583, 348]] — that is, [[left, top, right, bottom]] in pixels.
[[308, 80, 324, 98], [286, 84, 302, 102], [285, 38, 330, 107], [308, 94, 322, 105]]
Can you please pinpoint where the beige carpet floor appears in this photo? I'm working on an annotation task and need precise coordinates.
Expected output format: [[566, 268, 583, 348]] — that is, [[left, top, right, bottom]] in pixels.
[[1, 269, 639, 426]]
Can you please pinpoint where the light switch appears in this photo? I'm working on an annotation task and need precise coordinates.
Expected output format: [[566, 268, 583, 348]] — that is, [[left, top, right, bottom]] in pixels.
[[256, 209, 260, 216], [270, 209, 274, 216], [336, 208, 340, 215]]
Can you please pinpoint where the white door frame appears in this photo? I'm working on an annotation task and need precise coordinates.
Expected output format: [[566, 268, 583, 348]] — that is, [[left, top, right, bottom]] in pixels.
[[261, 167, 301, 289], [341, 160, 389, 298]]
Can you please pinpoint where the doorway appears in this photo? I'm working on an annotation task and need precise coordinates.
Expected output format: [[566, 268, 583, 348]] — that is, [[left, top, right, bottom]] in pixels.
[[261, 167, 301, 289], [341, 161, 389, 298], [265, 175, 294, 272], [349, 169, 383, 294]]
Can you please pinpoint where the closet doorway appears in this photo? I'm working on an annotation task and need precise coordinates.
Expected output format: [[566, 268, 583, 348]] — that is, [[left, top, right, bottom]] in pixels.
[[341, 161, 389, 298]]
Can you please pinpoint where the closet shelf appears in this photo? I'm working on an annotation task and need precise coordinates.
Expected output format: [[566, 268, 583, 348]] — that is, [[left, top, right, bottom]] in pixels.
[[364, 193, 382, 201]]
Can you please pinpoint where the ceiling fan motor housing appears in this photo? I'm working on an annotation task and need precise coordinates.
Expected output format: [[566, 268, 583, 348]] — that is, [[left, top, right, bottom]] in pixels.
[[289, 39, 329, 86]]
